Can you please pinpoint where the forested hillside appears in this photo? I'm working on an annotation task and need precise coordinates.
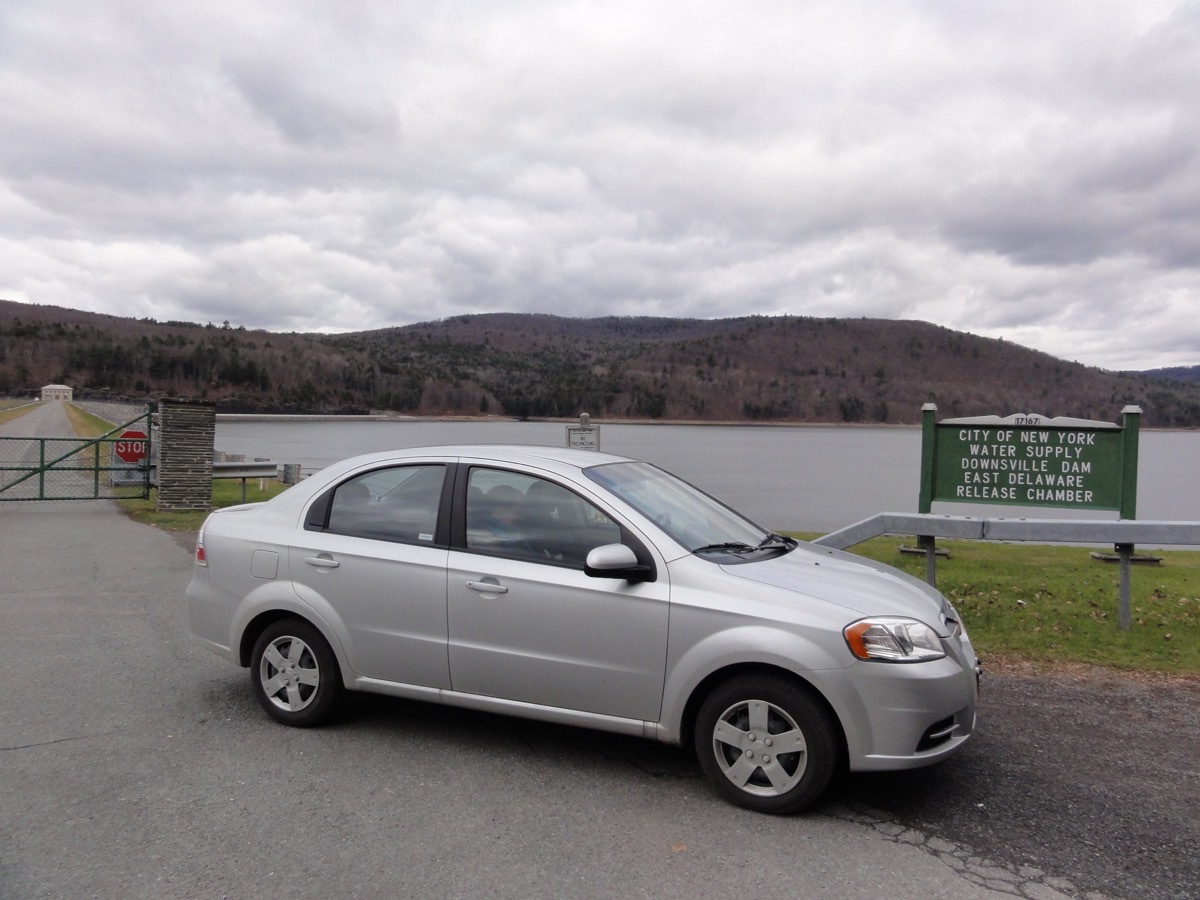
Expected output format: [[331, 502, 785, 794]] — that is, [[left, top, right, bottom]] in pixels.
[[3, 299, 1199, 427], [1143, 365, 1200, 384]]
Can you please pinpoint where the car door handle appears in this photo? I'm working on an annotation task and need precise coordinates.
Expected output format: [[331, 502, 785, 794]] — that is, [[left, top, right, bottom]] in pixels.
[[466, 579, 508, 594], [304, 555, 340, 568]]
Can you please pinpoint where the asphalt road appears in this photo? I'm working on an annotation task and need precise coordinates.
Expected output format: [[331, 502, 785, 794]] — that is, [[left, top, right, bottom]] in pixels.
[[2, 497, 1197, 899], [0, 401, 112, 500], [0, 402, 74, 477]]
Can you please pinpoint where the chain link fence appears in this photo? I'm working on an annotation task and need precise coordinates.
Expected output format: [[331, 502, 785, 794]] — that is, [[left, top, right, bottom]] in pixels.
[[0, 405, 152, 501]]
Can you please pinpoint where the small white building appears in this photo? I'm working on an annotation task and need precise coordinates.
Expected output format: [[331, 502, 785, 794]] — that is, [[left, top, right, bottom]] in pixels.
[[41, 384, 73, 402]]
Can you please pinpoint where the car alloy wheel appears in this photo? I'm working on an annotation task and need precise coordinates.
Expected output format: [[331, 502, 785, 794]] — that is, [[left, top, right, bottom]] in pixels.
[[695, 675, 837, 813], [250, 619, 342, 727]]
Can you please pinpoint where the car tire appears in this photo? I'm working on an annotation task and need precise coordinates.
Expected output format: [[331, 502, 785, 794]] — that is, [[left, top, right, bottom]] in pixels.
[[250, 618, 342, 727], [694, 674, 837, 814]]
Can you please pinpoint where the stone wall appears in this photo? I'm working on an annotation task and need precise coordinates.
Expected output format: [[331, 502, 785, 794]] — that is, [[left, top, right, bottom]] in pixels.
[[156, 400, 215, 511]]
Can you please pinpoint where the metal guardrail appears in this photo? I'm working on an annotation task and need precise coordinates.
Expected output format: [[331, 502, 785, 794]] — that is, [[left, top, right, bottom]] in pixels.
[[812, 512, 1200, 630], [144, 460, 284, 501], [213, 461, 280, 480], [212, 461, 281, 502], [813, 512, 1200, 550], [145, 460, 281, 500]]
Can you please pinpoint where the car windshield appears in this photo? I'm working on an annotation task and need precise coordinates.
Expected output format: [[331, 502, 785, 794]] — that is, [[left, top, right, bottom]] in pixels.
[[585, 461, 773, 554]]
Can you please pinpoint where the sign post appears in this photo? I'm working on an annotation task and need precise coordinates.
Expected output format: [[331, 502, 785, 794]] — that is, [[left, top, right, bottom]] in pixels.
[[919, 404, 1143, 627]]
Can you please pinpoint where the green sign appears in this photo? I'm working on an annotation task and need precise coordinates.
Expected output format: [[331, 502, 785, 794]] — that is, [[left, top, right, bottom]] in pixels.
[[919, 406, 1141, 518]]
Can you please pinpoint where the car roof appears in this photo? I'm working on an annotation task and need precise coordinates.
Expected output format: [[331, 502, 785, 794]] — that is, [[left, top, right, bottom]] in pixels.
[[230, 444, 644, 524], [433, 443, 633, 466], [304, 444, 642, 488]]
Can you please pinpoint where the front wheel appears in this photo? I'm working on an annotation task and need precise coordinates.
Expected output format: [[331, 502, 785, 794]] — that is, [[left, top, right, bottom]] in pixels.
[[250, 618, 342, 727], [694, 674, 837, 814]]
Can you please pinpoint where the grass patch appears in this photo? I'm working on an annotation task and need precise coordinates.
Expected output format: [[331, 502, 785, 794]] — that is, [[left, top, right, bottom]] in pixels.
[[790, 533, 1200, 677], [64, 403, 119, 437], [59, 403, 121, 469], [118, 478, 293, 532], [0, 402, 39, 425]]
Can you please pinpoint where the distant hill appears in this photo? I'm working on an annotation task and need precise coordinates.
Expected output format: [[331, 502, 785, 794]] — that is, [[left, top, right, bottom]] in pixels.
[[1138, 365, 1200, 384], [3, 299, 1200, 427]]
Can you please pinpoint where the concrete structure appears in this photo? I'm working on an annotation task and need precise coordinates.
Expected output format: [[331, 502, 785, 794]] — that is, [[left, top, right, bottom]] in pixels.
[[156, 399, 216, 511], [40, 384, 72, 402]]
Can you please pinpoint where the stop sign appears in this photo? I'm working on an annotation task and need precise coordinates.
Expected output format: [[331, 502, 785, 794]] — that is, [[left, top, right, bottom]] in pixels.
[[114, 430, 148, 464]]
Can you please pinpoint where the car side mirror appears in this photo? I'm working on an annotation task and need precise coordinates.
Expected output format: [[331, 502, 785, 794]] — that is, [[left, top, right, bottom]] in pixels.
[[584, 543, 653, 582]]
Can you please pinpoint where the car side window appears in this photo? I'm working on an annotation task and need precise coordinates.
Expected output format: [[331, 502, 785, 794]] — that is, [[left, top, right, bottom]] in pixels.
[[465, 468, 622, 566], [325, 465, 446, 545]]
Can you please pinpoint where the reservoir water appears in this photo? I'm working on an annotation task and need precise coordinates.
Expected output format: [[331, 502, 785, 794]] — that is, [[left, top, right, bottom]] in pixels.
[[216, 419, 1199, 534]]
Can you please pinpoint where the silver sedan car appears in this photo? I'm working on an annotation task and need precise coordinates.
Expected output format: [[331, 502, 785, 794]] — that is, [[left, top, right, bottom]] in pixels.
[[186, 444, 978, 813]]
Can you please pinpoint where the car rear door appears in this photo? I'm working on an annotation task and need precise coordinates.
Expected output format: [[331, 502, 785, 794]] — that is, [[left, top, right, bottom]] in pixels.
[[289, 463, 452, 689]]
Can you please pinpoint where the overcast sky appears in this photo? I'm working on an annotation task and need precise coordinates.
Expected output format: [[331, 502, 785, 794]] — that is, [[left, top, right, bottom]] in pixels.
[[1, 1, 1198, 370]]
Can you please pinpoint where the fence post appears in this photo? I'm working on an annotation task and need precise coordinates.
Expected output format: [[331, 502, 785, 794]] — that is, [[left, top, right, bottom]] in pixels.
[[1119, 406, 1141, 521], [1116, 406, 1141, 631], [1116, 543, 1133, 631], [918, 403, 937, 515], [917, 533, 938, 588], [916, 404, 940, 584]]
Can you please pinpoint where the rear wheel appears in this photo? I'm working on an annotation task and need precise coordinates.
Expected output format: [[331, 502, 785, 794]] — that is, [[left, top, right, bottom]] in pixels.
[[694, 674, 837, 814], [250, 619, 342, 727]]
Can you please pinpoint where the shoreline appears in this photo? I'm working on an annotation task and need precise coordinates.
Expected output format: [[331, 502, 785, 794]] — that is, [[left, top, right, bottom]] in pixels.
[[214, 412, 929, 428], [213, 412, 1192, 432]]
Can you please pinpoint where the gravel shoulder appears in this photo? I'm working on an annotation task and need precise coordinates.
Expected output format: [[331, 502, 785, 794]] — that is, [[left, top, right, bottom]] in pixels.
[[831, 658, 1200, 900]]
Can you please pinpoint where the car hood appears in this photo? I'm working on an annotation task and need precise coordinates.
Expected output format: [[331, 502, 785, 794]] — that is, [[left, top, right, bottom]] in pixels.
[[720, 543, 950, 630]]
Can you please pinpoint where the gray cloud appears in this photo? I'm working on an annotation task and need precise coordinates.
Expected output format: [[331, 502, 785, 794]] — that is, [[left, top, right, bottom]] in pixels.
[[1, 0, 1198, 370]]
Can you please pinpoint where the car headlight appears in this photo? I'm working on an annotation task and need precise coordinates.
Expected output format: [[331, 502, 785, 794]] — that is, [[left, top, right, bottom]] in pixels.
[[843, 617, 946, 662]]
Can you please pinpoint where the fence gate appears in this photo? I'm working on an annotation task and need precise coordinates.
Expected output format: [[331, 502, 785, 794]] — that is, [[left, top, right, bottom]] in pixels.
[[0, 410, 153, 502]]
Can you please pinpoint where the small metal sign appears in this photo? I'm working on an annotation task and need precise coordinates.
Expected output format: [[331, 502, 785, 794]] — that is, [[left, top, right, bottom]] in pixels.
[[566, 413, 600, 451]]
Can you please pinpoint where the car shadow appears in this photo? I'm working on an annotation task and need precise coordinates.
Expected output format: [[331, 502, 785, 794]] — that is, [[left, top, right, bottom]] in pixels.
[[340, 691, 705, 785], [336, 691, 980, 816], [203, 672, 972, 817]]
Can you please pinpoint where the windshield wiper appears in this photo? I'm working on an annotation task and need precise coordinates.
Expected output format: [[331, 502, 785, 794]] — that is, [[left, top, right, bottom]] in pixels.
[[693, 535, 797, 555], [758, 533, 797, 549], [692, 542, 759, 555]]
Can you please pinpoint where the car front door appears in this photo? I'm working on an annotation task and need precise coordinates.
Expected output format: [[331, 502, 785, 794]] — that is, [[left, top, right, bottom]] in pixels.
[[446, 466, 670, 722]]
